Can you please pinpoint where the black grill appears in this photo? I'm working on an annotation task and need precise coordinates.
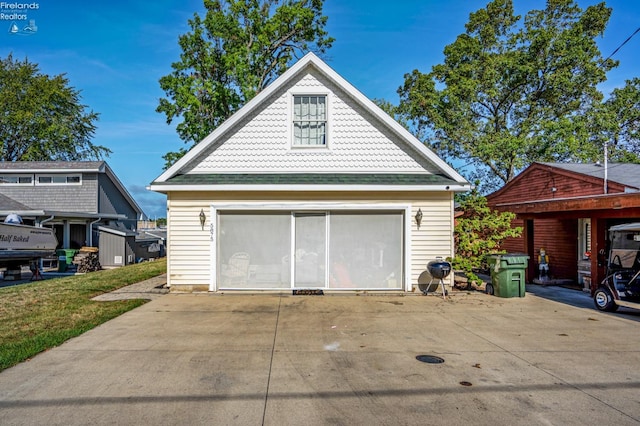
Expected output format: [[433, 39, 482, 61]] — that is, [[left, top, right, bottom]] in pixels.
[[427, 260, 451, 280]]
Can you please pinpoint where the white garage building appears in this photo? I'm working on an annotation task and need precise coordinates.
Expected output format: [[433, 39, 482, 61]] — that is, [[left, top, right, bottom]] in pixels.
[[150, 53, 470, 293]]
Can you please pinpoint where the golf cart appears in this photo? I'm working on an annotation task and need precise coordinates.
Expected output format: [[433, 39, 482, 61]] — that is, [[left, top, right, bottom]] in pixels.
[[594, 223, 640, 312]]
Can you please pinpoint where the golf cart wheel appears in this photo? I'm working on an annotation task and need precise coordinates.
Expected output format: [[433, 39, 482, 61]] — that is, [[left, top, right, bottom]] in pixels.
[[485, 283, 494, 295], [594, 288, 618, 312]]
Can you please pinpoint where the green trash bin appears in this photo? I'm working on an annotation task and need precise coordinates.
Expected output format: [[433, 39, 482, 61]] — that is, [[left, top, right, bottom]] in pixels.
[[56, 249, 67, 272], [486, 253, 529, 298], [56, 249, 79, 272]]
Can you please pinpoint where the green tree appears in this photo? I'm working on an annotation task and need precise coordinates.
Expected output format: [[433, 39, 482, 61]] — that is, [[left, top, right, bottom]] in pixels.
[[451, 186, 522, 286], [0, 54, 109, 161], [398, 0, 616, 189], [157, 0, 334, 169], [597, 78, 640, 163], [373, 98, 418, 137]]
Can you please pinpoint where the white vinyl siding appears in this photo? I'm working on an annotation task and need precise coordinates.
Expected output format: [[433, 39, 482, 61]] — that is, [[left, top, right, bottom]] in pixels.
[[165, 195, 213, 291], [165, 191, 454, 293], [410, 196, 455, 287]]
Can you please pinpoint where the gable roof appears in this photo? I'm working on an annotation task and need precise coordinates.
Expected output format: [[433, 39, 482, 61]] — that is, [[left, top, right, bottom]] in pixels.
[[487, 161, 640, 206], [151, 52, 470, 192], [539, 162, 640, 190], [0, 161, 144, 215]]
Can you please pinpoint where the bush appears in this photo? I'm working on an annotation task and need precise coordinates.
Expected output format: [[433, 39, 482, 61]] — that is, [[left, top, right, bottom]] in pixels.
[[450, 188, 522, 286]]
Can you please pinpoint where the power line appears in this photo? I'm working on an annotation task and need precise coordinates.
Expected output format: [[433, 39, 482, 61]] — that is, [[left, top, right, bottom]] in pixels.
[[602, 26, 640, 64]]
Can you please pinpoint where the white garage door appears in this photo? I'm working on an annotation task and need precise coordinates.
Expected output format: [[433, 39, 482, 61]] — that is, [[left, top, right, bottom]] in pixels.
[[217, 210, 404, 290]]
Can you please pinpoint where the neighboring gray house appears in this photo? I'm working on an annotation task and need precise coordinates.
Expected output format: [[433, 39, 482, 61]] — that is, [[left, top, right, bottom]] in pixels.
[[0, 161, 143, 250]]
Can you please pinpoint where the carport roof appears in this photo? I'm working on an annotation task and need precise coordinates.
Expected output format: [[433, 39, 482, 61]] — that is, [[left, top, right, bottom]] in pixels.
[[493, 191, 640, 218]]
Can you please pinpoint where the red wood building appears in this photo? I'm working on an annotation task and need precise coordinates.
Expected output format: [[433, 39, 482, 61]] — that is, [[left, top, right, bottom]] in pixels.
[[487, 162, 640, 293]]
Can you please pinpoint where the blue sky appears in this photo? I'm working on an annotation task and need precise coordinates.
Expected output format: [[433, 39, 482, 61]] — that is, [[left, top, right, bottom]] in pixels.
[[2, 0, 639, 218]]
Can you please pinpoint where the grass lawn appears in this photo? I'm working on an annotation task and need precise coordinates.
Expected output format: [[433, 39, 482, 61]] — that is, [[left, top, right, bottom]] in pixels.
[[0, 258, 167, 372]]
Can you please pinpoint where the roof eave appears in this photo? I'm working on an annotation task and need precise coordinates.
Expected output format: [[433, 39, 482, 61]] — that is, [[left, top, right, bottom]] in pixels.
[[0, 161, 106, 173], [0, 210, 127, 220], [149, 183, 471, 193]]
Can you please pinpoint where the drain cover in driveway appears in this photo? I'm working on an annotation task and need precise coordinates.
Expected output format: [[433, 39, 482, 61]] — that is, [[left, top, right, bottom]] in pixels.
[[416, 355, 445, 364]]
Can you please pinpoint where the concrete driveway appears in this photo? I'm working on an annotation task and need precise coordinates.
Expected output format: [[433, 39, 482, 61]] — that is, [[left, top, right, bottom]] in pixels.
[[1, 286, 639, 425]]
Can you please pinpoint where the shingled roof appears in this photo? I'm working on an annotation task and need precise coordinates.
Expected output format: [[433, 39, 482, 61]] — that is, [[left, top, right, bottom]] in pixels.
[[163, 173, 458, 186], [541, 162, 640, 190], [0, 193, 31, 211], [0, 161, 106, 171]]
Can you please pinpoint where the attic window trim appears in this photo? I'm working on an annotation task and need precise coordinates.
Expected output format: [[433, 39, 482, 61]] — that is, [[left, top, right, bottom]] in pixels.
[[35, 174, 82, 186], [290, 92, 329, 149]]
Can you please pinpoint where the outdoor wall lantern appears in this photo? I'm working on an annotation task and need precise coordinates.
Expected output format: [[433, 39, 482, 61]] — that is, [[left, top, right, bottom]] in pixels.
[[415, 208, 423, 230], [199, 209, 206, 230]]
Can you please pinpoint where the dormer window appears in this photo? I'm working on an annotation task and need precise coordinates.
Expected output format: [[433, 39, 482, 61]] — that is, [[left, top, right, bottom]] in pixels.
[[293, 95, 326, 146], [0, 175, 33, 185], [36, 174, 81, 185]]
